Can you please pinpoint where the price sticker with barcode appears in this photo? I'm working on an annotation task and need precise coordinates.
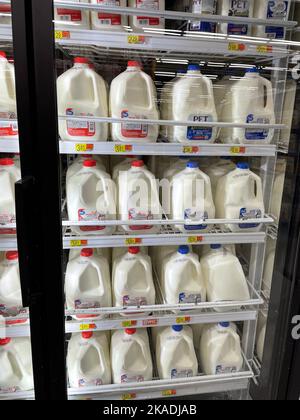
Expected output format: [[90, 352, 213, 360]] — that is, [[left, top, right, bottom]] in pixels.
[[228, 43, 246, 52], [122, 320, 138, 328]]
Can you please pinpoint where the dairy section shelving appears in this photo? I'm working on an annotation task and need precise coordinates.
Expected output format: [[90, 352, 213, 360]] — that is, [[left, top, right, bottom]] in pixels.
[[0, 0, 300, 401]]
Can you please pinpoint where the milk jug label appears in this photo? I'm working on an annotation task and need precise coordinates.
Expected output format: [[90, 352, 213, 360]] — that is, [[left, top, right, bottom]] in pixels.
[[75, 299, 101, 310], [128, 208, 154, 230], [0, 112, 18, 137], [245, 114, 270, 141], [121, 110, 148, 138], [184, 209, 208, 231], [191, 0, 217, 32], [0, 212, 16, 225], [121, 373, 145, 383], [239, 207, 262, 229], [57, 8, 82, 21], [0, 5, 11, 13], [78, 208, 106, 232], [78, 378, 103, 387], [136, 0, 160, 26], [171, 368, 194, 379], [216, 365, 238, 375], [97, 0, 122, 25], [265, 1, 288, 39], [227, 0, 251, 35], [66, 109, 96, 137], [187, 115, 213, 141], [179, 292, 202, 304], [123, 295, 147, 306]]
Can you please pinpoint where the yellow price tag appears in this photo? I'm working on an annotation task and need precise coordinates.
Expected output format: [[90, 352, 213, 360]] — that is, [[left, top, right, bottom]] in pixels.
[[70, 240, 88, 248], [125, 238, 142, 246], [183, 146, 200, 154], [122, 393, 136, 401], [79, 324, 96, 331], [228, 42, 246, 52], [176, 316, 191, 324], [230, 146, 246, 155], [257, 45, 272, 54], [55, 30, 70, 40], [114, 144, 133, 153], [187, 236, 203, 244], [162, 390, 177, 397], [122, 320, 137, 328], [128, 35, 146, 45], [75, 144, 94, 153]]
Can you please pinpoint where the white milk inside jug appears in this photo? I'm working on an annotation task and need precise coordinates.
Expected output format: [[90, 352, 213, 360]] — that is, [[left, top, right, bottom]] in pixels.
[[262, 238, 276, 293], [0, 158, 21, 225], [279, 79, 296, 148], [65, 248, 112, 320], [112, 246, 148, 261], [112, 247, 155, 314], [91, 0, 128, 31], [128, 0, 165, 32], [0, 251, 22, 313], [67, 155, 106, 181], [54, 0, 90, 29], [150, 245, 178, 284], [191, 324, 203, 354], [171, 161, 215, 233], [156, 325, 198, 380], [172, 64, 218, 144], [253, 0, 291, 39], [215, 163, 265, 232], [0, 337, 33, 391], [162, 246, 206, 306], [189, 0, 218, 33], [57, 57, 108, 142], [205, 157, 236, 201], [110, 61, 159, 143], [213, 75, 237, 120], [220, 68, 275, 144], [67, 159, 116, 235], [0, 3, 11, 24], [69, 247, 111, 264], [200, 322, 244, 375], [201, 244, 250, 310], [218, 0, 254, 35], [67, 331, 111, 387], [111, 328, 153, 384], [0, 52, 18, 139], [118, 160, 162, 234]]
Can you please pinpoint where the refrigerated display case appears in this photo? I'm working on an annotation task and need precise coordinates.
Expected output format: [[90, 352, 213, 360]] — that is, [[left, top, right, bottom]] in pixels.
[[0, 0, 299, 400]]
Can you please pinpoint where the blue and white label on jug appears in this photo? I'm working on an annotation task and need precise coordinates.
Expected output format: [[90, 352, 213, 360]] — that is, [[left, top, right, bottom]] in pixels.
[[171, 368, 194, 379], [191, 20, 216, 32], [187, 115, 213, 141], [245, 115, 270, 141], [227, 0, 251, 35], [239, 208, 262, 229], [215, 365, 238, 375], [184, 209, 208, 231], [179, 292, 202, 304], [266, 1, 288, 39]]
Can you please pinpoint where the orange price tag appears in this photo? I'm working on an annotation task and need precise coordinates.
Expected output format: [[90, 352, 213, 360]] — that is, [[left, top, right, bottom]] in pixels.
[[176, 316, 191, 324], [75, 143, 94, 153], [114, 144, 133, 153], [128, 35, 146, 45], [228, 42, 246, 52], [187, 236, 203, 244], [122, 320, 138, 328], [79, 323, 96, 331], [162, 390, 177, 397], [257, 45, 273, 54], [125, 238, 142, 246], [70, 240, 88, 248], [55, 30, 70, 40], [230, 146, 246, 155]]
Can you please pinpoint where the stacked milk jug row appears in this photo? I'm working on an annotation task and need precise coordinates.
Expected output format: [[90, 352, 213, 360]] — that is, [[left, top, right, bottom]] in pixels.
[[57, 58, 276, 144], [67, 323, 244, 388], [65, 244, 251, 316], [66, 155, 265, 236]]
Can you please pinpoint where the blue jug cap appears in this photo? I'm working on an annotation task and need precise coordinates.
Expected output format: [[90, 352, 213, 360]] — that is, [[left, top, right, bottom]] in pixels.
[[178, 245, 189, 255], [246, 67, 259, 74], [188, 64, 200, 72], [211, 244, 222, 250], [237, 162, 249, 170], [172, 325, 183, 332], [219, 322, 230, 328], [187, 161, 199, 169], [177, 69, 186, 74]]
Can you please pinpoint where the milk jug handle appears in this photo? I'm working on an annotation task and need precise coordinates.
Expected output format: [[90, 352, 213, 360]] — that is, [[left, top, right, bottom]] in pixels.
[[144, 73, 157, 111], [262, 78, 274, 111], [91, 260, 105, 295], [203, 76, 214, 108]]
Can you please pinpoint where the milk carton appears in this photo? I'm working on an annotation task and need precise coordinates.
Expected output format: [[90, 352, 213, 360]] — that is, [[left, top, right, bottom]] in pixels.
[[112, 247, 155, 314], [205, 158, 236, 201], [110, 61, 159, 143], [215, 163, 265, 232], [111, 328, 153, 384], [91, 0, 128, 31], [253, 0, 291, 39], [171, 161, 215, 233], [128, 0, 165, 32], [67, 159, 116, 235], [200, 322, 244, 375], [67, 331, 111, 388], [172, 64, 218, 144], [0, 251, 22, 313], [156, 325, 198, 380], [189, 0, 218, 33], [0, 52, 18, 139], [218, 0, 254, 36], [0, 158, 21, 225], [65, 248, 112, 319], [57, 57, 108, 142], [54, 0, 90, 29], [0, 3, 11, 24]]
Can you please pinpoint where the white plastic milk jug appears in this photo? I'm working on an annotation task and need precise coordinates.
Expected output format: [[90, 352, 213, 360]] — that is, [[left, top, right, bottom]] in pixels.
[[67, 155, 106, 182], [54, 0, 90, 29], [216, 162, 265, 232], [191, 324, 204, 354], [67, 331, 111, 388], [118, 160, 162, 234], [0, 158, 21, 225], [150, 245, 179, 284], [128, 0, 165, 32], [253, 0, 291, 39], [67, 159, 116, 235], [171, 161, 215, 233], [0, 337, 33, 391], [112, 156, 144, 181], [69, 247, 111, 264], [112, 247, 155, 313], [65, 248, 112, 319], [156, 325, 198, 380], [110, 61, 159, 143], [220, 68, 275, 144], [213, 76, 236, 120], [172, 64, 218, 143], [0, 3, 11, 24], [205, 157, 236, 201], [218, 0, 254, 35], [200, 322, 244, 375], [91, 0, 128, 30], [57, 57, 108, 142], [201, 244, 250, 309], [162, 246, 206, 305], [112, 246, 148, 261], [0, 251, 22, 312], [0, 52, 18, 139], [111, 328, 153, 384]]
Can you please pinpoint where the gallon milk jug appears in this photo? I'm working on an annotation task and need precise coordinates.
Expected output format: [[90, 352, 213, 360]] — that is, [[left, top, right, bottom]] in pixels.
[[162, 246, 206, 306], [253, 0, 291, 39], [112, 247, 155, 314], [118, 160, 162, 234], [150, 245, 179, 284], [69, 247, 111, 264], [171, 161, 215, 233], [156, 325, 198, 380], [67, 155, 106, 182], [91, 0, 128, 30], [200, 322, 244, 375], [220, 68, 275, 144], [112, 156, 144, 181], [0, 337, 33, 391], [112, 246, 148, 261], [110, 61, 159, 143], [67, 331, 111, 388], [57, 57, 108, 142], [0, 158, 21, 225], [0, 52, 18, 139], [172, 64, 218, 144], [201, 244, 250, 309], [189, 0, 218, 33], [215, 163, 265, 232], [128, 0, 165, 32], [111, 328, 153, 384], [218, 0, 254, 36], [54, 0, 90, 29], [0, 3, 11, 24], [0, 251, 22, 312], [205, 157, 236, 201], [67, 159, 116, 235], [65, 248, 112, 320]]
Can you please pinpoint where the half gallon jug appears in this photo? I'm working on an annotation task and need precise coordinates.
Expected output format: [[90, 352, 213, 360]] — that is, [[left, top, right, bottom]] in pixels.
[[0, 158, 21, 225], [91, 0, 128, 31], [54, 0, 90, 29], [0, 52, 18, 139], [253, 0, 291, 39], [128, 0, 165, 32], [218, 0, 254, 36], [57, 57, 108, 142]]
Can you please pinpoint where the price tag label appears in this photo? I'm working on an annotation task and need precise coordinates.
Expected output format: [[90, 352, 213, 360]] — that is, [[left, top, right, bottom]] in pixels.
[[183, 146, 200, 154], [143, 319, 158, 327], [114, 144, 133, 153], [55, 30, 70, 40], [257, 45, 273, 54], [228, 42, 246, 52], [70, 240, 88, 248], [125, 238, 142, 246], [187, 236, 203, 244], [122, 320, 138, 328], [230, 146, 246, 155], [79, 324, 96, 331], [75, 144, 94, 153], [128, 35, 146, 45], [122, 393, 136, 401], [176, 316, 191, 324], [162, 390, 177, 397]]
